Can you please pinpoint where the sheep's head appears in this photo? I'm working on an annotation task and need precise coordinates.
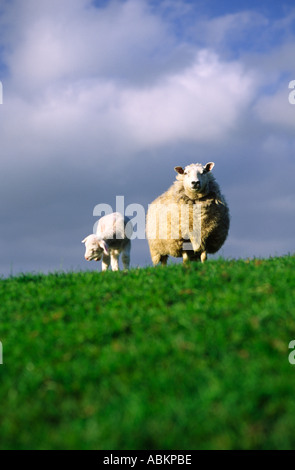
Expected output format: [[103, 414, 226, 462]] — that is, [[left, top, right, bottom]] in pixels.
[[81, 234, 109, 261], [174, 162, 215, 198]]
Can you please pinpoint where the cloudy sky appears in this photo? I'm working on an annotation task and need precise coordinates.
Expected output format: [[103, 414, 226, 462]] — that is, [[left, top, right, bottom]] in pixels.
[[0, 0, 295, 276]]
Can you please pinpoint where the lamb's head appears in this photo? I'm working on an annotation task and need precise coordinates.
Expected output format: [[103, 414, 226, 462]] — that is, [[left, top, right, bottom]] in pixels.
[[81, 234, 109, 261], [174, 162, 215, 198]]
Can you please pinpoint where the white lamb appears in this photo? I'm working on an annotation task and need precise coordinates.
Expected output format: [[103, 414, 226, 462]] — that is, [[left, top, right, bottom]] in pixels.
[[82, 212, 132, 271]]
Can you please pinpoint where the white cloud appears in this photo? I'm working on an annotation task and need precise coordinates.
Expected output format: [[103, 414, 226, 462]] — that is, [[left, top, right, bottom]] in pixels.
[[194, 10, 268, 50], [5, 0, 190, 93], [118, 50, 256, 147], [0, 0, 258, 166], [255, 86, 295, 130], [0, 48, 257, 168]]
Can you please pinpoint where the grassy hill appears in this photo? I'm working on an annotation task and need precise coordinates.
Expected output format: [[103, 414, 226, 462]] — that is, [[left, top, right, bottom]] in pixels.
[[1, 256, 295, 450]]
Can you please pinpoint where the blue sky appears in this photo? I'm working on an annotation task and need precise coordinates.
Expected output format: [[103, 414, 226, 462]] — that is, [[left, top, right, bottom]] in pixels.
[[0, 0, 295, 275]]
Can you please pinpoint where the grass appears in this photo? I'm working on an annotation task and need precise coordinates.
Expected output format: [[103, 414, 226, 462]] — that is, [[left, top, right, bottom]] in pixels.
[[1, 255, 295, 449]]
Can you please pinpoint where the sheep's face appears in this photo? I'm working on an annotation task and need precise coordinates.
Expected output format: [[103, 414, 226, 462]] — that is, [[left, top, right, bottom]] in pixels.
[[81, 234, 109, 261], [175, 162, 215, 197]]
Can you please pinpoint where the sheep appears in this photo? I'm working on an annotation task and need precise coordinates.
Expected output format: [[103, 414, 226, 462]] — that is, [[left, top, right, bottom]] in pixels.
[[82, 212, 133, 271], [146, 162, 230, 265]]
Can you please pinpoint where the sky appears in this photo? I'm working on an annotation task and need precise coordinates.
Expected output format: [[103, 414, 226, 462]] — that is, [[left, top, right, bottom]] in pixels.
[[0, 0, 295, 276]]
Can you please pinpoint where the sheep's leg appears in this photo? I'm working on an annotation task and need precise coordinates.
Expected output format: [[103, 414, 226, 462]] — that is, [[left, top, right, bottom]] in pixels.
[[122, 244, 131, 270], [102, 254, 110, 271], [160, 255, 168, 266], [200, 251, 207, 263], [182, 252, 190, 264], [110, 251, 120, 271], [189, 231, 201, 253]]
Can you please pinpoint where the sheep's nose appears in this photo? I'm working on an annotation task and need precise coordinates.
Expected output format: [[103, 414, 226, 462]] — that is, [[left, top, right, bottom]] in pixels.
[[85, 256, 89, 261], [192, 181, 200, 189]]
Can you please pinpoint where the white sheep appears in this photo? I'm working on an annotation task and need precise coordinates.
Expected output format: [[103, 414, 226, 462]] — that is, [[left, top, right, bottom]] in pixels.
[[146, 162, 230, 265], [82, 212, 132, 271]]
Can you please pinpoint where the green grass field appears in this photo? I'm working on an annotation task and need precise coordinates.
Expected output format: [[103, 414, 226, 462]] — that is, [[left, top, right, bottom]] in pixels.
[[1, 256, 295, 450]]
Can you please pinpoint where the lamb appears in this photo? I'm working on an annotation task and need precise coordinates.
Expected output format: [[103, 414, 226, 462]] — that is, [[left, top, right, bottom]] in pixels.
[[146, 162, 230, 265], [82, 212, 133, 271]]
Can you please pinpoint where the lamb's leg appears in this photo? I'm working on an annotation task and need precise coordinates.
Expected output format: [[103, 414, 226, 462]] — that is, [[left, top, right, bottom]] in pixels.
[[110, 251, 120, 271], [121, 243, 131, 270], [102, 254, 110, 271]]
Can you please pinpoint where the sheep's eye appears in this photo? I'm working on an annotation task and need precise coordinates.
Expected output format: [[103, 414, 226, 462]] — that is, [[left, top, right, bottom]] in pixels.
[[184, 171, 187, 175]]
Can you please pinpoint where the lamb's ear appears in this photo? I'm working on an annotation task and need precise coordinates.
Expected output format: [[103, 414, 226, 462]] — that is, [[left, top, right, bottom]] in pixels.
[[81, 237, 88, 244], [174, 166, 184, 174], [204, 162, 215, 173], [99, 240, 109, 256]]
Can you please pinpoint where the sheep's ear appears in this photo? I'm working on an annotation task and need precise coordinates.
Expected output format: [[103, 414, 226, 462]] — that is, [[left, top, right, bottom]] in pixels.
[[81, 237, 88, 244], [204, 162, 215, 173], [174, 166, 184, 174], [99, 240, 109, 256]]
